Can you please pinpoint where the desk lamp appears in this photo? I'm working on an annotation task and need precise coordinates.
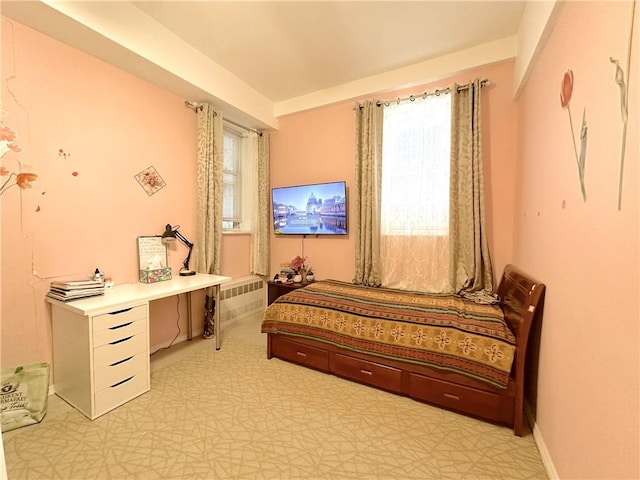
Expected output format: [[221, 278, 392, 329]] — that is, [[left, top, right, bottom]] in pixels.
[[161, 224, 196, 276]]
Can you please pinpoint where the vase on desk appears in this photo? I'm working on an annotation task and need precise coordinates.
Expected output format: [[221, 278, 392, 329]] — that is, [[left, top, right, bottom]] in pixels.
[[293, 274, 302, 283]]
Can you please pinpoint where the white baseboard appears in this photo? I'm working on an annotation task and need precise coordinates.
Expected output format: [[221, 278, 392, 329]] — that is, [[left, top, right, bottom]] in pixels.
[[526, 403, 558, 480]]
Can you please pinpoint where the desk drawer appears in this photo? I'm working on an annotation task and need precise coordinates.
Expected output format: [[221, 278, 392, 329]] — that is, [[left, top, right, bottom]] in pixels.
[[93, 319, 147, 347], [94, 353, 148, 392], [94, 372, 149, 417], [94, 333, 147, 370], [92, 305, 147, 333], [333, 353, 402, 393]]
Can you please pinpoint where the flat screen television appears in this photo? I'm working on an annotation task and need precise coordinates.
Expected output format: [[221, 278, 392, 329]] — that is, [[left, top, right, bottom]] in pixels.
[[272, 181, 347, 235]]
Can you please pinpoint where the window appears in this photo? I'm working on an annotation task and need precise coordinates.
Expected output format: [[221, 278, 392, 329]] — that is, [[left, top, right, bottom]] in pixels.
[[379, 93, 452, 292], [222, 124, 254, 231], [381, 93, 451, 236]]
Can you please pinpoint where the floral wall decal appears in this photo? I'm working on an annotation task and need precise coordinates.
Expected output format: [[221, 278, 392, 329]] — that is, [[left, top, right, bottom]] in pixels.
[[135, 165, 166, 196], [57, 148, 79, 180], [560, 69, 588, 201], [610, 0, 636, 210], [0, 108, 37, 196]]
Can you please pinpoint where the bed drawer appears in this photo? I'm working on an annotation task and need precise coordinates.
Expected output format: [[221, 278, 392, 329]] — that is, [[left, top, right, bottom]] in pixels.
[[333, 353, 402, 393], [271, 336, 329, 372], [409, 373, 501, 421]]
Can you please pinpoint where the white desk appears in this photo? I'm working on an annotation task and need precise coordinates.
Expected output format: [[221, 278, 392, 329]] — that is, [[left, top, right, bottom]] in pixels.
[[47, 274, 230, 348], [46, 274, 230, 419]]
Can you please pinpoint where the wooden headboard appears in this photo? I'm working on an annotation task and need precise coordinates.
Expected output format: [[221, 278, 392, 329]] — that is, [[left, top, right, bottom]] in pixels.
[[496, 264, 546, 434], [497, 264, 546, 341]]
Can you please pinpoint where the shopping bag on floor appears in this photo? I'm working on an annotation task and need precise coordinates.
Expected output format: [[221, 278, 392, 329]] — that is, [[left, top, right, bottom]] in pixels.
[[1, 362, 50, 432]]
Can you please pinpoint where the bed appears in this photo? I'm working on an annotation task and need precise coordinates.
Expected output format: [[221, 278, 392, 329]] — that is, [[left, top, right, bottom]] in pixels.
[[261, 264, 545, 436]]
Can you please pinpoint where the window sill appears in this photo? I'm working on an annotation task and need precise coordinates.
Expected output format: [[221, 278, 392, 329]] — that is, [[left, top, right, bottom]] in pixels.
[[223, 230, 251, 236]]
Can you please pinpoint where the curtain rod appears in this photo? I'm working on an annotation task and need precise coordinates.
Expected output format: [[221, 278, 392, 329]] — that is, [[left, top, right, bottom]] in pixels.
[[184, 100, 263, 136], [355, 78, 490, 109]]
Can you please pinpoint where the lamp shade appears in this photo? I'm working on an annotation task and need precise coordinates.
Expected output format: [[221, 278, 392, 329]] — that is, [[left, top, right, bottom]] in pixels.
[[161, 224, 177, 244]]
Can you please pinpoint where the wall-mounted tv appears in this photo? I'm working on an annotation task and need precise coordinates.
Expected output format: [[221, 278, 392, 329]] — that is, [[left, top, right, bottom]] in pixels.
[[272, 181, 347, 235]]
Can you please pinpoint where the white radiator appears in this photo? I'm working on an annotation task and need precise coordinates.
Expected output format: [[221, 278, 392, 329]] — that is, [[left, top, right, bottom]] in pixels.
[[219, 275, 264, 325]]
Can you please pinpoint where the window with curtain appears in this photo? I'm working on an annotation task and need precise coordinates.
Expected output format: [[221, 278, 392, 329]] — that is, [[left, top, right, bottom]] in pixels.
[[380, 93, 452, 292], [222, 124, 254, 232]]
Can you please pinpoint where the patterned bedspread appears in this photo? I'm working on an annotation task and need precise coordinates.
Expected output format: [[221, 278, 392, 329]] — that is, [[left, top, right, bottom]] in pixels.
[[262, 280, 516, 388]]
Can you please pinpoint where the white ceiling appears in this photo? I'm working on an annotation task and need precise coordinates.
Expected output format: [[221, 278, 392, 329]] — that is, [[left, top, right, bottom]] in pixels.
[[1, 1, 526, 128], [132, 1, 526, 102]]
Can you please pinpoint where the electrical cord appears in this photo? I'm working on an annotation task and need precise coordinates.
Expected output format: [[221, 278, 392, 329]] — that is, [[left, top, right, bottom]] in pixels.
[[150, 294, 182, 356]]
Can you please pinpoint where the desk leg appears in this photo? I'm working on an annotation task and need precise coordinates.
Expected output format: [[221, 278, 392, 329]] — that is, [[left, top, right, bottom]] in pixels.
[[214, 284, 221, 350], [187, 292, 193, 341]]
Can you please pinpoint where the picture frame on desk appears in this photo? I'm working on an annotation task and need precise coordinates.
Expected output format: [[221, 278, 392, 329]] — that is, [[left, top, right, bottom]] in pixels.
[[137, 236, 171, 283]]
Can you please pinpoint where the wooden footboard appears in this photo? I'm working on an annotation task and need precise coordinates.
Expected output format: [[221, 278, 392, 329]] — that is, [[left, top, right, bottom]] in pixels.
[[265, 265, 545, 436]]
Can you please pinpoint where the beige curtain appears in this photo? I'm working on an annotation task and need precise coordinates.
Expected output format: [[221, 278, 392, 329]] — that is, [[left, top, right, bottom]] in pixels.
[[353, 101, 383, 286], [195, 104, 223, 274], [449, 79, 494, 293], [250, 131, 270, 276]]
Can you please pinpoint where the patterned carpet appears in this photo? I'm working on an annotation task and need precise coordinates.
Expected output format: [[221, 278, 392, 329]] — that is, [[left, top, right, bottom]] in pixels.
[[2, 314, 548, 479]]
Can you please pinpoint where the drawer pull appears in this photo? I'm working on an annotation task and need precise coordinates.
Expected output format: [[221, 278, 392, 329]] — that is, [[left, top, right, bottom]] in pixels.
[[110, 376, 134, 388], [108, 308, 133, 315], [444, 393, 460, 401], [360, 369, 373, 376], [109, 322, 133, 331], [296, 351, 307, 357], [110, 356, 134, 367], [110, 336, 133, 345]]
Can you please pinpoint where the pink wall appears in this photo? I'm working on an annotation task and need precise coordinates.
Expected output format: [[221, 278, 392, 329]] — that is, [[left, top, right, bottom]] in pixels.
[[270, 60, 518, 283], [515, 2, 639, 478], [0, 19, 248, 368], [220, 233, 252, 278], [269, 102, 356, 280]]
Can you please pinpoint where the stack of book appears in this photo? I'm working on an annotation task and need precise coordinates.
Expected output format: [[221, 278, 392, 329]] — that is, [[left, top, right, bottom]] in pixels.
[[46, 279, 105, 302], [279, 267, 296, 279]]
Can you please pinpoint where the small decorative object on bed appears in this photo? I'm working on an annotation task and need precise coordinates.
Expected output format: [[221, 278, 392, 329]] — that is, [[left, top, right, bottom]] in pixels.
[[261, 264, 545, 436]]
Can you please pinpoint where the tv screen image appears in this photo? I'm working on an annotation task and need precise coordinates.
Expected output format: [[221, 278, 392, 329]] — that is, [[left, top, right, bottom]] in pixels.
[[272, 181, 347, 235]]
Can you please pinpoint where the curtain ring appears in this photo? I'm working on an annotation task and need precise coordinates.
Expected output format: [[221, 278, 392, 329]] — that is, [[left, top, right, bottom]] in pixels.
[[384, 101, 390, 107], [396, 97, 401, 105], [409, 95, 415, 102], [423, 93, 427, 99]]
